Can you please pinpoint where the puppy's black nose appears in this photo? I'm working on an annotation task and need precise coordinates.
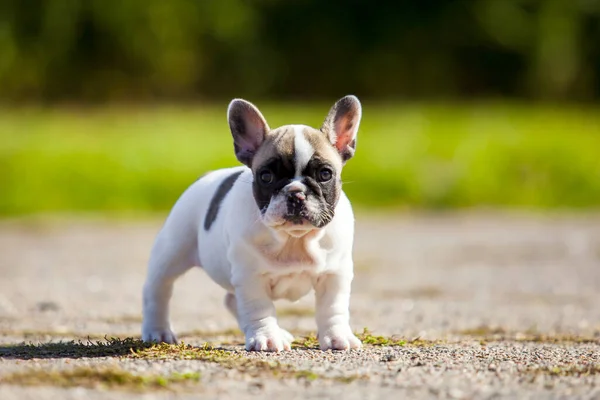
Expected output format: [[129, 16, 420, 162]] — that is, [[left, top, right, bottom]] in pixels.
[[287, 190, 306, 215], [288, 191, 306, 202]]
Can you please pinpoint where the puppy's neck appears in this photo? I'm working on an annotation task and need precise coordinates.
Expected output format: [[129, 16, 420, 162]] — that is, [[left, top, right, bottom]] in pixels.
[[253, 225, 325, 269]]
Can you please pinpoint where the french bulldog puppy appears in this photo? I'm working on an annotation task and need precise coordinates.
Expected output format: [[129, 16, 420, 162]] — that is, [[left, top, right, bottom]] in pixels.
[[142, 96, 363, 351]]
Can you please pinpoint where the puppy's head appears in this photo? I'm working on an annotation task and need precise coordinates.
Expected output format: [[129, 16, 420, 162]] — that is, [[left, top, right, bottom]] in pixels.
[[227, 96, 361, 236]]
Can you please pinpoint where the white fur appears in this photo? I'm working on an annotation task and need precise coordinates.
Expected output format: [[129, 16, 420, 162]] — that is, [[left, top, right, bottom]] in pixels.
[[142, 166, 361, 351], [292, 125, 314, 176], [286, 179, 307, 192]]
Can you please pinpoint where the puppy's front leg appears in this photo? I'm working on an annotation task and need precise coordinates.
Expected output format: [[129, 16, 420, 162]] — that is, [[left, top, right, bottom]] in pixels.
[[234, 279, 292, 352], [315, 271, 362, 351]]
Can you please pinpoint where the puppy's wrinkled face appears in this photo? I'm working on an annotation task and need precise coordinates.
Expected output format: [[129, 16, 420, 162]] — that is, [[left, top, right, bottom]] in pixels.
[[252, 125, 342, 232], [228, 96, 361, 236]]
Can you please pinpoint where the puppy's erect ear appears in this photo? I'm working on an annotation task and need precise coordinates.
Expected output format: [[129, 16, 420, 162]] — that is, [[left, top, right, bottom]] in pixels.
[[227, 99, 270, 167], [321, 95, 362, 163]]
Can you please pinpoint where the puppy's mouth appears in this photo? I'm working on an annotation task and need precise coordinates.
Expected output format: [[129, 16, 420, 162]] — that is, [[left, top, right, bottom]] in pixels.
[[284, 210, 332, 229], [285, 211, 310, 225], [261, 191, 334, 231]]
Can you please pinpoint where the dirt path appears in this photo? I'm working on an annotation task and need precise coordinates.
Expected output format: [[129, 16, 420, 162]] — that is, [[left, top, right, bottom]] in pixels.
[[0, 213, 599, 399]]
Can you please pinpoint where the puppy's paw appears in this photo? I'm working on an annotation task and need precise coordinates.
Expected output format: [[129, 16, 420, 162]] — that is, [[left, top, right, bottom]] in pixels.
[[280, 328, 295, 343], [319, 325, 362, 351], [142, 326, 178, 344], [245, 326, 292, 352]]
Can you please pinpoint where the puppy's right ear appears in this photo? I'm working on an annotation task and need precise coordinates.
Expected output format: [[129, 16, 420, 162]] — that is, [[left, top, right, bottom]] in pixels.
[[227, 99, 270, 167]]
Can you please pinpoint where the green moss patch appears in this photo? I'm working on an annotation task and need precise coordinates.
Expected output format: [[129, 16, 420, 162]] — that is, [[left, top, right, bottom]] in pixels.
[[0, 367, 200, 391], [358, 328, 440, 347], [134, 342, 301, 378], [133, 342, 237, 362], [292, 329, 439, 349], [2, 339, 364, 385], [292, 334, 320, 349], [358, 328, 407, 346], [133, 342, 364, 382]]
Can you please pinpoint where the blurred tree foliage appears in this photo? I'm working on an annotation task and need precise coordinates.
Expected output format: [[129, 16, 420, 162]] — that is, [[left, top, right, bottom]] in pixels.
[[0, 0, 598, 102]]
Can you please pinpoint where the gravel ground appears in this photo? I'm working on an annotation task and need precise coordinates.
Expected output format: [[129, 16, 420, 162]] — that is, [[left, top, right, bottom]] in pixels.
[[0, 212, 599, 399]]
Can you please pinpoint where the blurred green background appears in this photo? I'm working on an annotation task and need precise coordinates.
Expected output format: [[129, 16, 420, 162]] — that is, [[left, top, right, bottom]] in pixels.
[[1, 0, 599, 216]]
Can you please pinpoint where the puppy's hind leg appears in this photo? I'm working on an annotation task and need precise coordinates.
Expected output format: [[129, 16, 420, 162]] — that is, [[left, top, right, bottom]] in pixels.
[[142, 229, 196, 344]]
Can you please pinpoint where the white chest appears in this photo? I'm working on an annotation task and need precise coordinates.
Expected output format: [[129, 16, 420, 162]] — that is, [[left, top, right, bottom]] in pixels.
[[252, 228, 331, 272], [266, 271, 315, 301]]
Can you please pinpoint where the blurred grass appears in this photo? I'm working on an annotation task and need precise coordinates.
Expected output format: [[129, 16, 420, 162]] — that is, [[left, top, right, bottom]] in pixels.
[[1, 102, 599, 216]]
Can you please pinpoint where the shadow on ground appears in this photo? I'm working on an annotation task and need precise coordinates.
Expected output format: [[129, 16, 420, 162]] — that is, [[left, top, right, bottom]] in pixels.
[[0, 337, 154, 360]]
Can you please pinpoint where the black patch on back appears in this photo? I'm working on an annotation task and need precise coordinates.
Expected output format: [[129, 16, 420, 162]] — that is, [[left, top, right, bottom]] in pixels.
[[204, 170, 244, 231]]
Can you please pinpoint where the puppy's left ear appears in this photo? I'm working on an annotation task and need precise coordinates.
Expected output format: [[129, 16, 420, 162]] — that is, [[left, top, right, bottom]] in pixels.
[[321, 95, 362, 163], [228, 99, 270, 167]]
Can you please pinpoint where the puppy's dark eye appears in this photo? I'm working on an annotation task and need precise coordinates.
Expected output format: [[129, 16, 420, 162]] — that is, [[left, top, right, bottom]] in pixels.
[[318, 168, 333, 182], [259, 170, 274, 184]]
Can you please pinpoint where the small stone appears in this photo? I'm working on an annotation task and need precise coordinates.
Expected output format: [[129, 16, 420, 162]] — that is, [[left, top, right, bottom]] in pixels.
[[37, 301, 60, 312], [248, 381, 264, 394], [381, 353, 398, 362], [488, 363, 497, 371]]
